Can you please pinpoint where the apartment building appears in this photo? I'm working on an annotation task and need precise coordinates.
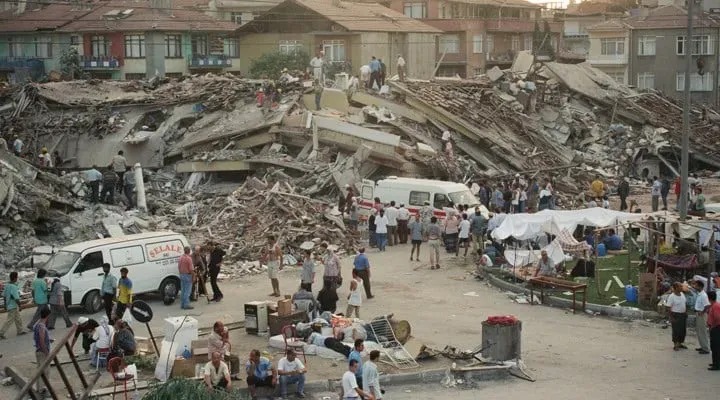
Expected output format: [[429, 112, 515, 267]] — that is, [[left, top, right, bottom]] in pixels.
[[380, 0, 563, 77], [562, 1, 626, 59], [588, 5, 720, 104], [235, 0, 441, 79], [204, 0, 283, 26]]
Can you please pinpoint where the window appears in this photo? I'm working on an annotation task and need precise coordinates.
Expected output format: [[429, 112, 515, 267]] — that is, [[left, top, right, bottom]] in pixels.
[[322, 40, 345, 62], [124, 34, 145, 58], [125, 73, 146, 80], [7, 37, 22, 57], [472, 34, 483, 54], [607, 72, 625, 84], [636, 72, 654, 89], [600, 37, 624, 56], [70, 35, 80, 45], [486, 34, 494, 55], [110, 246, 145, 267], [91, 35, 108, 56], [524, 34, 533, 51], [224, 38, 239, 57], [279, 40, 302, 54], [403, 2, 427, 18], [511, 35, 520, 51], [433, 193, 450, 209], [677, 35, 714, 55], [230, 12, 243, 24], [74, 251, 104, 274], [409, 191, 430, 206], [439, 1, 448, 18], [165, 34, 182, 58], [638, 36, 655, 56], [439, 34, 460, 53], [31, 36, 51, 58], [676, 72, 713, 91], [191, 35, 208, 56]]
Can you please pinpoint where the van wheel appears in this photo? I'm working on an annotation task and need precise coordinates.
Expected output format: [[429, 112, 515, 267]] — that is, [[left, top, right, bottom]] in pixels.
[[83, 291, 103, 314], [159, 277, 179, 300]]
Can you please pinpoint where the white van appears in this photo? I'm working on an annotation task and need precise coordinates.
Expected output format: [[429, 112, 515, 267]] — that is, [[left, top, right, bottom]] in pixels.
[[43, 232, 191, 313], [358, 177, 488, 218]]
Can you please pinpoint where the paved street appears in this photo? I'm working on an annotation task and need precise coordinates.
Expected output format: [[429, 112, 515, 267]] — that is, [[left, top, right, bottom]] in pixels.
[[0, 241, 715, 399]]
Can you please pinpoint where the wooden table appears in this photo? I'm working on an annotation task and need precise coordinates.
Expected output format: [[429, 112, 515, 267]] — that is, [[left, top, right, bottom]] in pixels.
[[528, 276, 587, 314]]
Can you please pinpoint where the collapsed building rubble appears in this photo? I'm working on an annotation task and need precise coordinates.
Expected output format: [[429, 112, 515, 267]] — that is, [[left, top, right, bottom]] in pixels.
[[1, 60, 720, 270]]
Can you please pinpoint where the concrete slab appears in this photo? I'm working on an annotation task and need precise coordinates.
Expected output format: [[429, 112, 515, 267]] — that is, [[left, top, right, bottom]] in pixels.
[[313, 116, 401, 148], [511, 50, 534, 74], [351, 91, 427, 123], [417, 142, 436, 156], [302, 88, 350, 114], [486, 66, 504, 82]]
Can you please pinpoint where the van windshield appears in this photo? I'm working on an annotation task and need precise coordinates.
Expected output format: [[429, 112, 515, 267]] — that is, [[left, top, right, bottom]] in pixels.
[[448, 190, 479, 206], [44, 251, 81, 277]]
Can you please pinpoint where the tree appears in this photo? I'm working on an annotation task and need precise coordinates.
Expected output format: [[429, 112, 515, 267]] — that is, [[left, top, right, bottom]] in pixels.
[[248, 50, 310, 79], [58, 47, 82, 80]]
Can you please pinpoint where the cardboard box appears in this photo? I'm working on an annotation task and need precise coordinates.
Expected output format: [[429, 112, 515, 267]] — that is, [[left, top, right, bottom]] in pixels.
[[191, 339, 208, 357], [277, 299, 292, 316], [171, 357, 202, 378]]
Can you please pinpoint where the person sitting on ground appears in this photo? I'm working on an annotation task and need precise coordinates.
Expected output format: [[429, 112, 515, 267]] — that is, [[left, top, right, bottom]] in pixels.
[[204, 351, 231, 392], [246, 349, 277, 399], [110, 319, 136, 358], [603, 229, 623, 251], [292, 286, 319, 320], [534, 250, 557, 278], [278, 349, 307, 398], [317, 282, 339, 314], [474, 249, 494, 279], [72, 317, 99, 355], [208, 320, 240, 377]]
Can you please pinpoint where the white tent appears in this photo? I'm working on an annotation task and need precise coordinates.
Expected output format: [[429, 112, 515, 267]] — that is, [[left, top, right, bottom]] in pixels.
[[490, 208, 647, 241]]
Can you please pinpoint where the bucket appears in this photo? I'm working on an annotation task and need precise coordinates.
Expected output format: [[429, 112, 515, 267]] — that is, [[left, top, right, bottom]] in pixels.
[[597, 243, 607, 257], [625, 285, 638, 303]]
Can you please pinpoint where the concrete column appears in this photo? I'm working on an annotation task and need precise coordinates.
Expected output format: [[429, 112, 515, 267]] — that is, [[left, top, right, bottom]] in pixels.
[[134, 163, 147, 212], [145, 31, 166, 79]]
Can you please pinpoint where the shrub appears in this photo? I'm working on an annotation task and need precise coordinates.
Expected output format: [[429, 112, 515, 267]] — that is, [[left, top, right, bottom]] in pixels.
[[248, 50, 310, 79]]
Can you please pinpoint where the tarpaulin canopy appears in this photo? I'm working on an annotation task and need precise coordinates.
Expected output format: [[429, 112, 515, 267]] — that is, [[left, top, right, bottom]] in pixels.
[[490, 208, 647, 241]]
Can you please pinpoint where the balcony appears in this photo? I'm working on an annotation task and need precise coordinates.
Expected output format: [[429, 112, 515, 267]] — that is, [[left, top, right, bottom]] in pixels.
[[564, 32, 589, 39], [188, 54, 232, 69], [80, 56, 121, 70], [587, 54, 628, 65]]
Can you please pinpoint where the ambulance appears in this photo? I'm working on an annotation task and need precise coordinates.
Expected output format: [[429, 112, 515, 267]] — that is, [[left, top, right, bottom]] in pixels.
[[357, 177, 488, 219]]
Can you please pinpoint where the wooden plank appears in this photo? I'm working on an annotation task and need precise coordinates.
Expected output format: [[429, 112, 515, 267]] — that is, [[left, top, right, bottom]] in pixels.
[[4, 366, 41, 400], [88, 379, 150, 397]]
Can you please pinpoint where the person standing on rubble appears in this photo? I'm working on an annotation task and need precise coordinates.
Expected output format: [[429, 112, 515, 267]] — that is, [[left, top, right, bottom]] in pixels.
[[111, 150, 127, 193], [84, 165, 102, 204], [618, 177, 630, 211], [651, 176, 662, 212], [544, 177, 555, 210], [660, 176, 670, 211], [378, 59, 387, 87], [208, 242, 226, 302], [397, 55, 406, 82], [263, 235, 283, 297], [345, 185, 355, 216], [123, 166, 136, 210], [310, 51, 325, 83], [100, 167, 118, 204], [385, 201, 398, 246], [397, 203, 410, 244], [368, 56, 381, 90], [314, 79, 324, 111]]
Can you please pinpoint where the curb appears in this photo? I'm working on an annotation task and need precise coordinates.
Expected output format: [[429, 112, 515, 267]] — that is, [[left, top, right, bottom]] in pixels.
[[485, 271, 661, 320]]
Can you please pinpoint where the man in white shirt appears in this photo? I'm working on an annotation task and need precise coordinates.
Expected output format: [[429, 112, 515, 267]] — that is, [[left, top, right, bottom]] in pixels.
[[278, 349, 306, 398], [396, 203, 410, 244], [310, 52, 324, 82], [385, 201, 399, 246], [665, 282, 687, 351], [374, 210, 388, 252], [343, 359, 374, 400], [457, 213, 471, 257], [396, 55, 406, 82], [362, 350, 382, 400], [651, 176, 662, 212], [694, 280, 711, 354], [204, 351, 231, 391]]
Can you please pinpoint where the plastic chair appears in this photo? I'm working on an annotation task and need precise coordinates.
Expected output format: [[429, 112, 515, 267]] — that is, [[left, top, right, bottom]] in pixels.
[[107, 357, 135, 400], [95, 348, 110, 371], [281, 325, 307, 363]]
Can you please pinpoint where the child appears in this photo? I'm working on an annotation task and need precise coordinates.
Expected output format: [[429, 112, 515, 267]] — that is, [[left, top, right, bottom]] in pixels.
[[346, 270, 363, 318]]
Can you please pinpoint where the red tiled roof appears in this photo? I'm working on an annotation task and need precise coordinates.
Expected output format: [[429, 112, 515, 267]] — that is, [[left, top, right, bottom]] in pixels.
[[59, 0, 238, 32], [0, 3, 94, 33], [238, 0, 442, 33], [625, 5, 720, 29]]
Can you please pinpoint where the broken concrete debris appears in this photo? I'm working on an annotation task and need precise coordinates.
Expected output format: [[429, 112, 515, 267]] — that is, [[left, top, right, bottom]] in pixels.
[[1, 59, 720, 272]]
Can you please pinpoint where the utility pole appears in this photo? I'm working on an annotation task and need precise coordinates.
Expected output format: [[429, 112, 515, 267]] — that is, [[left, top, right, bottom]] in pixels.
[[679, 0, 694, 220]]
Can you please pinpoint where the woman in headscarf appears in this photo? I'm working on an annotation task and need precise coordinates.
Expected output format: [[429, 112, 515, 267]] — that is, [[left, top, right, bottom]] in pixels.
[[89, 316, 115, 367]]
